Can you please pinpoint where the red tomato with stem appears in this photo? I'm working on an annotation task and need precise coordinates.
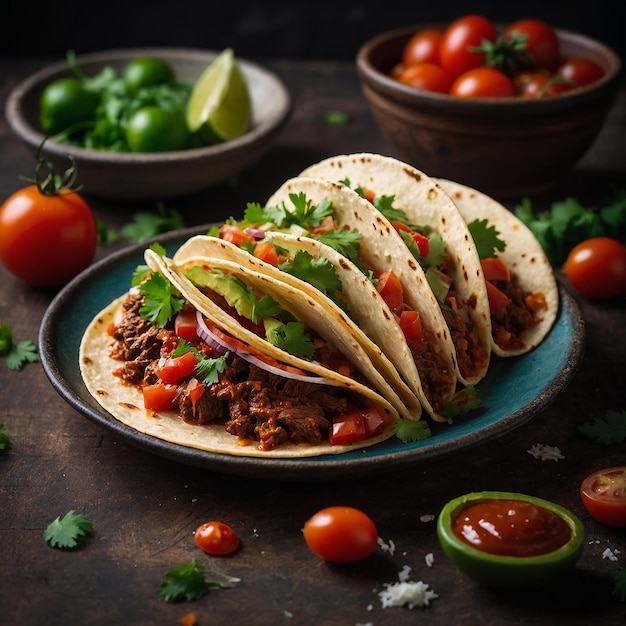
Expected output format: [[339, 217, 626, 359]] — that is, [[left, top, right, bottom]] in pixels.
[[303, 506, 378, 563], [439, 15, 498, 79], [580, 467, 626, 527], [0, 149, 97, 287], [563, 237, 626, 299], [402, 28, 443, 67], [504, 19, 561, 71], [451, 67, 516, 98], [194, 521, 240, 555], [514, 70, 572, 98], [557, 57, 605, 87], [397, 62, 452, 94]]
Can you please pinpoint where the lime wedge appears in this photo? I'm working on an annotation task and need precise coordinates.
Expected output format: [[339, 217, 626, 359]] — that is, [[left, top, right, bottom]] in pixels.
[[186, 48, 251, 144]]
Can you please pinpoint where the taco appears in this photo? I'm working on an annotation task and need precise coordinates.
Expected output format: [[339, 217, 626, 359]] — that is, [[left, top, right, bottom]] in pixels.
[[252, 176, 459, 421], [300, 152, 492, 386], [79, 248, 403, 458], [172, 234, 424, 420], [434, 178, 559, 356]]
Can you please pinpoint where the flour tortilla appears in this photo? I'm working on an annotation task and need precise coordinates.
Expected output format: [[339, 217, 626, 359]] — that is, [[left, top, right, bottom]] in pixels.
[[300, 152, 492, 386], [435, 178, 559, 357], [173, 234, 423, 420], [266, 176, 458, 421]]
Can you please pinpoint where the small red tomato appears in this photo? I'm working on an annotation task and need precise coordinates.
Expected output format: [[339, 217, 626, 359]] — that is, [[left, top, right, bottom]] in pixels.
[[303, 506, 378, 563], [504, 18, 561, 71], [397, 62, 453, 94], [450, 67, 516, 98], [194, 521, 240, 556], [563, 237, 626, 299], [557, 57, 605, 87], [401, 28, 443, 67], [580, 467, 626, 527], [514, 70, 572, 98]]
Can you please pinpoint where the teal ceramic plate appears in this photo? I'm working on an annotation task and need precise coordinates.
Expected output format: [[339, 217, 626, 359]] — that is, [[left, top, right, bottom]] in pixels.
[[39, 226, 585, 480]]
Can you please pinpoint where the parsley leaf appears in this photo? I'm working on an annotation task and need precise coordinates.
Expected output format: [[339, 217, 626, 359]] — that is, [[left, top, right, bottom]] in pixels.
[[578, 410, 626, 445], [467, 219, 507, 259], [139, 272, 185, 327], [157, 558, 240, 603], [0, 424, 13, 450], [44, 510, 94, 549], [0, 322, 39, 371], [614, 567, 626, 602], [120, 203, 185, 243], [395, 418, 432, 442]]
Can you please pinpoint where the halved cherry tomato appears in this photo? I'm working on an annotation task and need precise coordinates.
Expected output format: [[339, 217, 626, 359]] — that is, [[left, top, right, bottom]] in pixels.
[[143, 382, 178, 411], [377, 270, 404, 315], [175, 308, 201, 343], [504, 18, 560, 71], [398, 309, 423, 342], [439, 14, 498, 79], [480, 257, 511, 282], [557, 57, 605, 87], [402, 28, 443, 67], [194, 521, 240, 555], [397, 62, 452, 94], [219, 224, 255, 246], [303, 506, 378, 563], [156, 351, 198, 383], [253, 241, 279, 266], [485, 280, 512, 311], [451, 67, 516, 98], [330, 410, 366, 445], [580, 467, 626, 527], [563, 237, 626, 299]]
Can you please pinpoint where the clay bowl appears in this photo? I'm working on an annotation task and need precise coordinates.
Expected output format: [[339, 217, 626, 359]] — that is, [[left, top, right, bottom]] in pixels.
[[356, 25, 621, 199], [5, 48, 292, 199]]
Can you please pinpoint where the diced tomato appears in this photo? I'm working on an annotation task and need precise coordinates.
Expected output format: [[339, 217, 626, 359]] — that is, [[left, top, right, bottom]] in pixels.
[[330, 410, 366, 445], [219, 224, 255, 246], [481, 257, 511, 282], [309, 215, 338, 235], [361, 187, 377, 203], [143, 383, 178, 411], [398, 309, 423, 342], [175, 308, 201, 343], [360, 406, 387, 437], [253, 241, 279, 266], [156, 351, 198, 384], [485, 280, 512, 311], [186, 378, 206, 405], [391, 221, 430, 257], [377, 270, 404, 315]]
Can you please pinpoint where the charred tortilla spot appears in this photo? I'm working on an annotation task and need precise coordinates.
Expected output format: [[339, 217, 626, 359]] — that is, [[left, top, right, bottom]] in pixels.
[[408, 258, 417, 270], [338, 259, 351, 271], [82, 356, 93, 365], [95, 389, 107, 397], [467, 294, 478, 310], [119, 402, 140, 410], [403, 167, 422, 183]]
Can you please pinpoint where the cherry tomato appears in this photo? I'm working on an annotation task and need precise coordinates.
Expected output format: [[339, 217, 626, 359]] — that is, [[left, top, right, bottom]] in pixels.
[[377, 270, 404, 315], [122, 57, 175, 94], [0, 181, 97, 287], [513, 70, 572, 98], [439, 15, 498, 79], [450, 67, 516, 98], [401, 29, 443, 67], [397, 62, 452, 94], [125, 106, 191, 153], [563, 237, 626, 299], [557, 57, 605, 87], [194, 521, 240, 555], [39, 77, 99, 135], [504, 19, 561, 71], [303, 506, 378, 563], [580, 467, 626, 527]]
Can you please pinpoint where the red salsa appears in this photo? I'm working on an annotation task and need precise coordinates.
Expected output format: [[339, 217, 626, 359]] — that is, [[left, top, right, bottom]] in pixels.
[[452, 499, 572, 557]]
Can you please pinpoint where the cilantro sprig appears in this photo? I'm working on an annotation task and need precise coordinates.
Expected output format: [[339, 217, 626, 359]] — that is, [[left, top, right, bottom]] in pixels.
[[120, 203, 185, 244], [0, 322, 39, 371], [157, 558, 240, 603], [467, 219, 507, 259], [578, 410, 626, 445], [44, 510, 94, 549], [395, 418, 432, 442], [139, 271, 185, 327], [170, 339, 229, 385], [0, 424, 13, 450]]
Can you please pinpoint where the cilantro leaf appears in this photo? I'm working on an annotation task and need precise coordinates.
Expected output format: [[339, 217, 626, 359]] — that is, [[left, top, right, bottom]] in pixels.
[[578, 410, 626, 445], [44, 510, 94, 549], [157, 558, 239, 603], [441, 386, 482, 420], [467, 219, 507, 259], [614, 567, 626, 602], [0, 424, 13, 450], [120, 203, 185, 243], [195, 354, 229, 385], [395, 418, 432, 442], [264, 320, 315, 359], [278, 250, 343, 297], [0, 322, 39, 371], [288, 193, 334, 229], [139, 272, 185, 327]]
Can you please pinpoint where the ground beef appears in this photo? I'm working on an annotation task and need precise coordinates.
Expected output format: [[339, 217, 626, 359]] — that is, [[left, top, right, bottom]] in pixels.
[[409, 336, 454, 414], [442, 305, 489, 381], [491, 275, 538, 350]]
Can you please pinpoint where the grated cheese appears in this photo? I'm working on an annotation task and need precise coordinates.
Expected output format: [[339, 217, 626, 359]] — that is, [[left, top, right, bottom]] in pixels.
[[378, 565, 438, 609], [527, 443, 564, 461], [602, 548, 621, 561]]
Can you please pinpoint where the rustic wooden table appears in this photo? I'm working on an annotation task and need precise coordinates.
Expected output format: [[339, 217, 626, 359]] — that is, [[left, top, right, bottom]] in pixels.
[[1, 57, 625, 626]]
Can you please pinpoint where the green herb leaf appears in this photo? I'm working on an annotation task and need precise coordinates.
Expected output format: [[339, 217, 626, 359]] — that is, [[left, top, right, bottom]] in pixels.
[[278, 250, 342, 297], [0, 322, 39, 371], [395, 418, 432, 442], [467, 219, 507, 259], [578, 410, 626, 445], [614, 567, 626, 602], [139, 272, 185, 327], [157, 558, 240, 603], [441, 386, 482, 420], [121, 203, 185, 243], [195, 354, 229, 385], [322, 110, 351, 126], [44, 510, 94, 549], [0, 424, 13, 450], [264, 320, 316, 359]]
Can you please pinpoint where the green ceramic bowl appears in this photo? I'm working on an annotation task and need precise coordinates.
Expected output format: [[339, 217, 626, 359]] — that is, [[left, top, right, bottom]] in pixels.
[[437, 491, 585, 587]]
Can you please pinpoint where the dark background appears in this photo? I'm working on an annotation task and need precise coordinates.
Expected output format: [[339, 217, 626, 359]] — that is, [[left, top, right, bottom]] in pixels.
[[2, 0, 624, 63]]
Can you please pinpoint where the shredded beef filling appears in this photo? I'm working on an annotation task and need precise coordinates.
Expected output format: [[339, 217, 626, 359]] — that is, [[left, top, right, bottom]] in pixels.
[[407, 336, 453, 414]]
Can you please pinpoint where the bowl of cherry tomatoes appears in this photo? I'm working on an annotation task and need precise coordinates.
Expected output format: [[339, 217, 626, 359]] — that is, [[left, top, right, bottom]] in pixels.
[[356, 16, 621, 199]]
